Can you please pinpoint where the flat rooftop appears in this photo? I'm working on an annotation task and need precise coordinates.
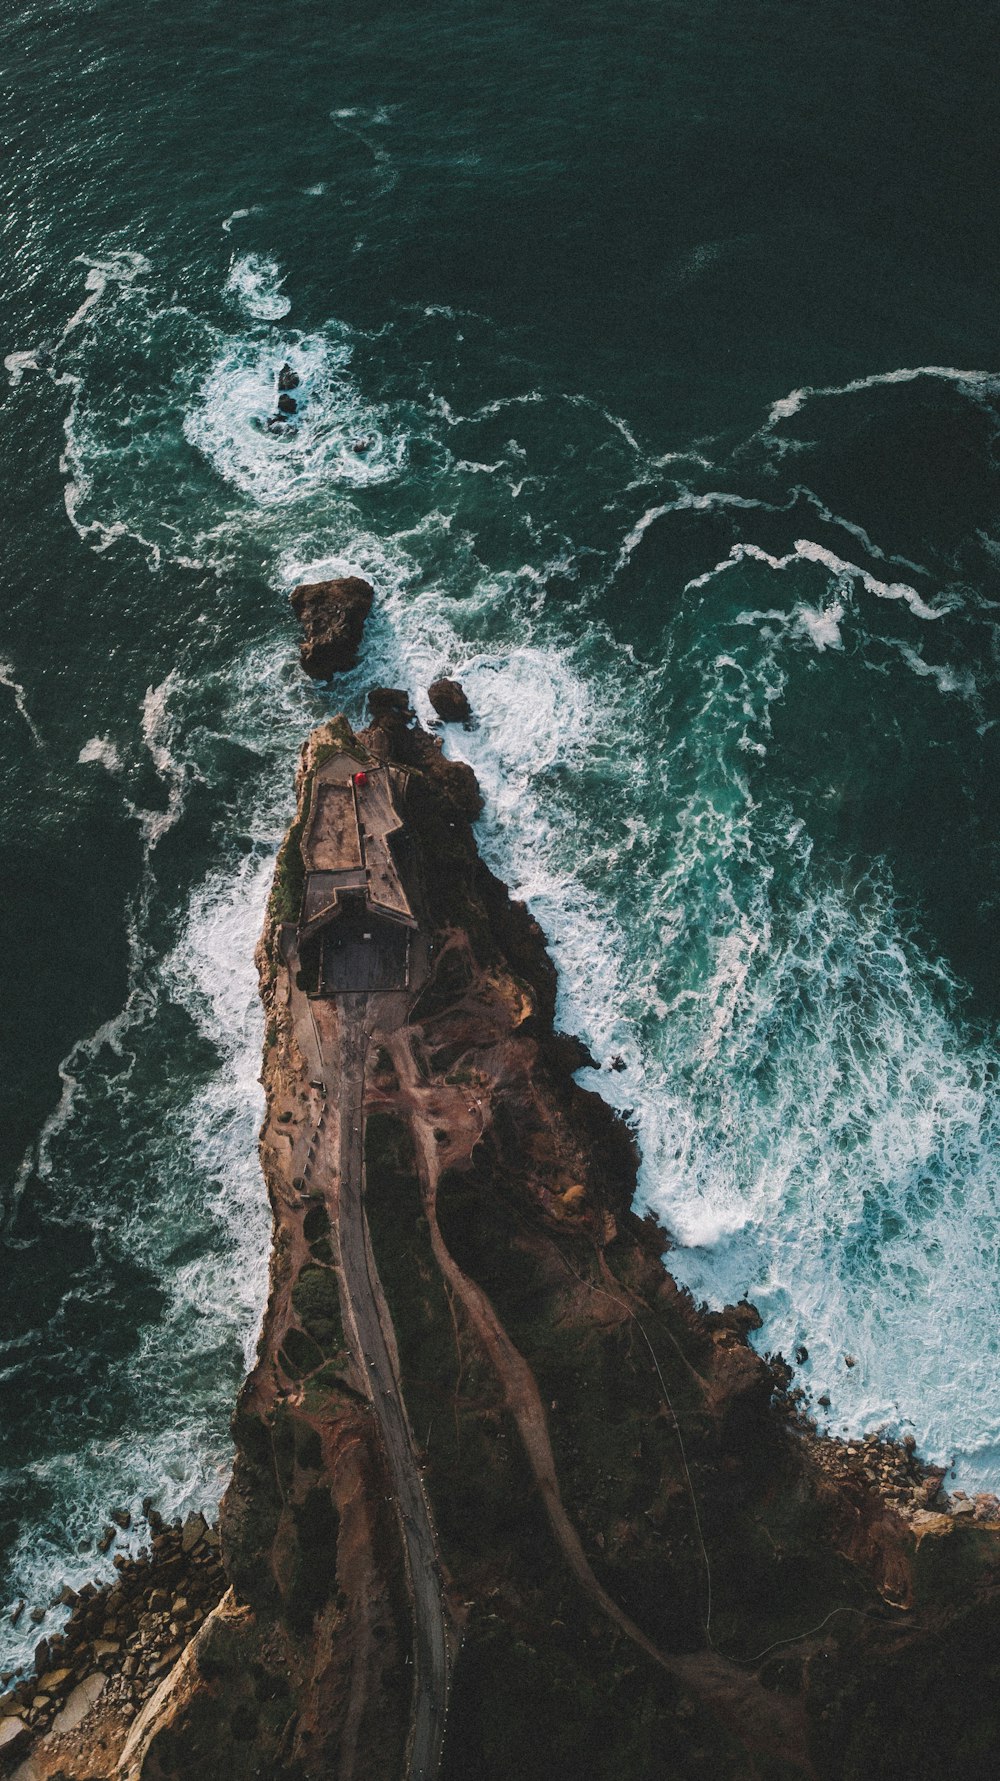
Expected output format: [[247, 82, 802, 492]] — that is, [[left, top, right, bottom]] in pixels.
[[299, 750, 416, 932]]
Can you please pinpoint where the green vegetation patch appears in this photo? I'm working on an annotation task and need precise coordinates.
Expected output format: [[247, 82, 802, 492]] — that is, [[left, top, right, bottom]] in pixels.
[[302, 1201, 330, 1243], [286, 1485, 340, 1632], [291, 1263, 343, 1353], [278, 1325, 324, 1379], [268, 775, 312, 924]]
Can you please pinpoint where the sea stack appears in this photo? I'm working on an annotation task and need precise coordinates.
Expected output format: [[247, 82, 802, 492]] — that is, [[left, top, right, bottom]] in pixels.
[[427, 676, 472, 723], [289, 575, 374, 679]]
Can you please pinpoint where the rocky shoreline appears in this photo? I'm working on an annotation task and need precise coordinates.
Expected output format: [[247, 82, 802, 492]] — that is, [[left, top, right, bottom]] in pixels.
[[0, 1508, 226, 1776], [5, 578, 1000, 1779]]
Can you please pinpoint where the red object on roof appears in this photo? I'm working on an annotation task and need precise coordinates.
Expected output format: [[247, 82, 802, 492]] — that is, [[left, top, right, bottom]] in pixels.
[[353, 771, 368, 786]]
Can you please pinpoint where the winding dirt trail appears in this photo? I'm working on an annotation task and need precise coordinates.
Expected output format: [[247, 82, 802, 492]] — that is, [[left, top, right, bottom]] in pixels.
[[388, 1025, 817, 1779]]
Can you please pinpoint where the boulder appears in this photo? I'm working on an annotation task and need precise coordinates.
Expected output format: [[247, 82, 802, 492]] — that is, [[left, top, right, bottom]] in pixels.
[[50, 1672, 106, 1735], [289, 577, 374, 679], [37, 1669, 70, 1692], [0, 1716, 29, 1759], [367, 687, 413, 728], [181, 1512, 207, 1554], [427, 677, 472, 724]]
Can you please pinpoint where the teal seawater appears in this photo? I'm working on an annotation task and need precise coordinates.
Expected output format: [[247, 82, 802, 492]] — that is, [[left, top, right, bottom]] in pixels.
[[2, 0, 1000, 1668]]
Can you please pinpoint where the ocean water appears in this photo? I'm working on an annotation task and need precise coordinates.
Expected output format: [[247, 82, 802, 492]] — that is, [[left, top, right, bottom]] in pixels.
[[3, 0, 1000, 1671]]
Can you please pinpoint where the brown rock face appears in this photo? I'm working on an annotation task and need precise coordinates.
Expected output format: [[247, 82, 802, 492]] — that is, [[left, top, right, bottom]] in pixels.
[[428, 677, 472, 723], [289, 577, 374, 679]]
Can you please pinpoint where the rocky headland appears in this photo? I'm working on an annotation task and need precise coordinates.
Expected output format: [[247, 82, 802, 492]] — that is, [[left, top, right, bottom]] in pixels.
[[7, 650, 1000, 1780]]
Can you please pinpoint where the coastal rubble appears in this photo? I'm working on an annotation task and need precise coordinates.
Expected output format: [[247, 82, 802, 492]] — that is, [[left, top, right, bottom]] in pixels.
[[0, 1508, 226, 1777]]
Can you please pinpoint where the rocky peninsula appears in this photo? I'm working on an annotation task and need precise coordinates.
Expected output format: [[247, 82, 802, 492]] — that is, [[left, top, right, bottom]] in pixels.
[[6, 588, 1000, 1780]]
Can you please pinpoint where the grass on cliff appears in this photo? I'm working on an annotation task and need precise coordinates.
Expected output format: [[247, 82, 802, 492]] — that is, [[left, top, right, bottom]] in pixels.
[[269, 777, 311, 925]]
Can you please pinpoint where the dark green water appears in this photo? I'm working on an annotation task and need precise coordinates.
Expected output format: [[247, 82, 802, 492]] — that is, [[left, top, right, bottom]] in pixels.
[[3, 0, 1000, 1668]]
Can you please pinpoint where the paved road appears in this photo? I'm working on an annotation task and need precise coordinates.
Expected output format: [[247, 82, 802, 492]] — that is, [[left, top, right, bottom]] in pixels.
[[320, 989, 450, 1781]]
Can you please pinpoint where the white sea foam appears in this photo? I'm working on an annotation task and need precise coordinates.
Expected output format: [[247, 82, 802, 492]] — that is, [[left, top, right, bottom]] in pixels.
[[224, 254, 292, 321], [460, 639, 1000, 1492], [766, 363, 1000, 428], [140, 671, 191, 846], [183, 329, 403, 504], [64, 252, 150, 337], [4, 349, 43, 386], [616, 489, 788, 569], [685, 536, 951, 622], [221, 206, 263, 234], [891, 640, 976, 700], [792, 484, 931, 579], [0, 658, 42, 745], [78, 735, 122, 771], [789, 599, 846, 651], [159, 846, 273, 1374], [328, 107, 398, 195]]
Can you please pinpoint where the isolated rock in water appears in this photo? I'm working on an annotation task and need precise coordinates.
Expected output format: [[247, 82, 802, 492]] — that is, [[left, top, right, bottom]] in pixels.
[[290, 577, 374, 679], [277, 392, 297, 415], [427, 677, 472, 723], [277, 362, 299, 392]]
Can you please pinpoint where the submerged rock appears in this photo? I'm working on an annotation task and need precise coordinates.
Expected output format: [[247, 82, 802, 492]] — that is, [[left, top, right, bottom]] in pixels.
[[428, 677, 472, 724], [289, 577, 374, 679]]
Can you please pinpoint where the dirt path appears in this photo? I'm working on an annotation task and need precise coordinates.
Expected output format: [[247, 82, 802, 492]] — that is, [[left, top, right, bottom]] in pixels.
[[388, 1025, 816, 1779], [296, 969, 452, 1781]]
